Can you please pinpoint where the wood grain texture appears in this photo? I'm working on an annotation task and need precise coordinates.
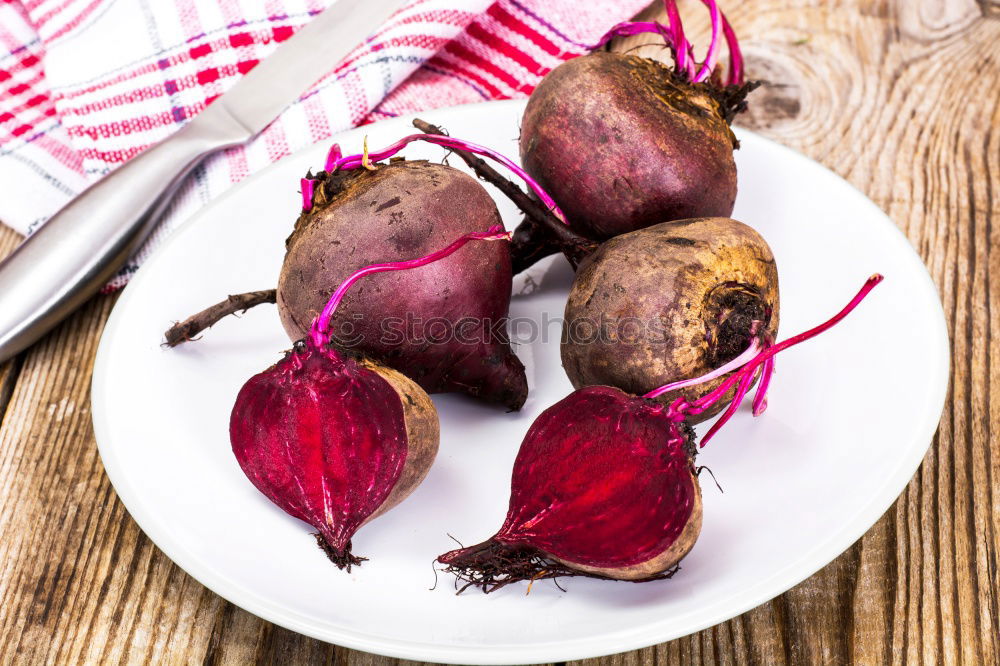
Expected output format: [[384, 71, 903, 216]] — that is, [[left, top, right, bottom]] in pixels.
[[0, 226, 24, 423], [0, 0, 997, 663]]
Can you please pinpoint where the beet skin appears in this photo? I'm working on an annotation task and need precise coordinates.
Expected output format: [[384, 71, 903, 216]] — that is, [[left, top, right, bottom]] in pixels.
[[519, 52, 739, 242], [278, 160, 527, 410], [561, 218, 779, 424]]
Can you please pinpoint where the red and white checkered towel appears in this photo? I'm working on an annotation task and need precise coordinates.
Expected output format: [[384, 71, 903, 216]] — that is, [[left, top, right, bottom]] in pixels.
[[0, 0, 648, 288]]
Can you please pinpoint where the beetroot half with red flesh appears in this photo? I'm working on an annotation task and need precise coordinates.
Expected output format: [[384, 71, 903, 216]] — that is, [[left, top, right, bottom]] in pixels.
[[231, 229, 509, 569], [511, 0, 756, 271], [440, 275, 883, 591], [438, 385, 702, 590], [231, 342, 438, 569]]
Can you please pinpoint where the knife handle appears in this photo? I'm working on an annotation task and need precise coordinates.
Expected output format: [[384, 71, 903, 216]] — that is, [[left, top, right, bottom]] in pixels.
[[0, 106, 248, 362]]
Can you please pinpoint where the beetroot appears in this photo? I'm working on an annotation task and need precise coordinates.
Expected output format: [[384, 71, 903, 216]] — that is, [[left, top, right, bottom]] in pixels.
[[231, 343, 438, 569], [281, 135, 565, 410], [562, 218, 779, 424], [168, 134, 559, 409], [440, 276, 882, 591], [280, 160, 526, 408], [439, 385, 702, 589], [230, 229, 509, 569], [510, 0, 756, 271]]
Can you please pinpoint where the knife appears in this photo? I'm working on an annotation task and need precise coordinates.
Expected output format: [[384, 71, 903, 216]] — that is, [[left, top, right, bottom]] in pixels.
[[0, 0, 408, 363]]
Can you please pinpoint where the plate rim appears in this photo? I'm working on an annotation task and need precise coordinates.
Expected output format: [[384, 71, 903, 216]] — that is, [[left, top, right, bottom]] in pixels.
[[91, 98, 950, 664]]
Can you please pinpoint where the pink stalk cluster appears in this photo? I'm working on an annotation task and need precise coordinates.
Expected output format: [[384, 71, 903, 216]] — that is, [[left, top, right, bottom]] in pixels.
[[299, 178, 315, 211], [307, 226, 513, 348], [646, 274, 884, 447], [299, 135, 566, 225], [593, 0, 744, 86]]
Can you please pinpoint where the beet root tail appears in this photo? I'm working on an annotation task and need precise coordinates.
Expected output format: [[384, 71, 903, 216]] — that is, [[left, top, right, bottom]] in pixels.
[[476, 351, 530, 412], [439, 536, 685, 593], [314, 534, 367, 571], [440, 349, 529, 411], [164, 289, 277, 347], [438, 539, 572, 594]]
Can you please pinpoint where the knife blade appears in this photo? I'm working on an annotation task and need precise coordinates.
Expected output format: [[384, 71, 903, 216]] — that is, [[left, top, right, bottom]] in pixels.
[[0, 0, 408, 364]]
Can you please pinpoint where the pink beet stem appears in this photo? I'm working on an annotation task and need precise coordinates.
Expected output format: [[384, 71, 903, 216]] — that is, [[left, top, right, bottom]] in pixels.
[[700, 367, 756, 444], [751, 354, 774, 416], [591, 21, 675, 50], [589, 20, 689, 75], [692, 0, 722, 83], [300, 178, 316, 211], [694, 274, 883, 406], [657, 274, 884, 445], [309, 226, 513, 347], [719, 9, 743, 85], [589, 1, 739, 84], [663, 0, 692, 76], [643, 338, 763, 399], [326, 134, 567, 224], [324, 143, 343, 172]]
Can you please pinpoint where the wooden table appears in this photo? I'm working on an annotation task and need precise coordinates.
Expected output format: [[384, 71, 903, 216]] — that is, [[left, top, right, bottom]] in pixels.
[[1, 1, 997, 663]]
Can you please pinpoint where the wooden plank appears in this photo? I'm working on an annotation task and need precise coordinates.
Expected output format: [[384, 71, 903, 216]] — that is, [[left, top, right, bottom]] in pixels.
[[0, 226, 25, 423], [0, 224, 21, 258], [0, 0, 997, 663]]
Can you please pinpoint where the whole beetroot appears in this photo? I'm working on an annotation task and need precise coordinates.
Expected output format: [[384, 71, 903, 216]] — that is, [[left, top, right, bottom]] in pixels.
[[561, 218, 779, 424], [167, 134, 560, 408], [520, 53, 738, 240], [278, 159, 528, 410], [510, 0, 756, 271]]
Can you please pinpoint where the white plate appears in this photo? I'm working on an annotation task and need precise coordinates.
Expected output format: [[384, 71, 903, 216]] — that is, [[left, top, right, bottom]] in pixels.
[[92, 100, 949, 664]]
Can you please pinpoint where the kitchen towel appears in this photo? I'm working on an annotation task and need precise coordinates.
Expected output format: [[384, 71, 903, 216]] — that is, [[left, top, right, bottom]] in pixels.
[[0, 0, 649, 289]]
